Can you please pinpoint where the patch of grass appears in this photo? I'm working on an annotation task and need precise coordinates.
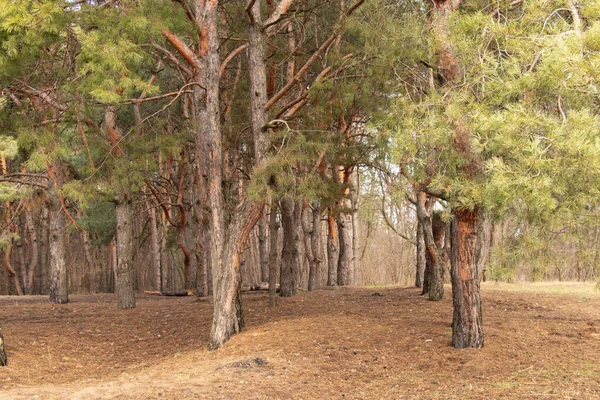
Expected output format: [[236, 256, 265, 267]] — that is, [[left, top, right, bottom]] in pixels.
[[481, 282, 599, 298], [494, 380, 519, 389]]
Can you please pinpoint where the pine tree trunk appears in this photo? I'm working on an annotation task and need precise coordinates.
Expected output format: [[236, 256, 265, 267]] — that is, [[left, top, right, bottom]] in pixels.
[[48, 178, 68, 304], [308, 202, 322, 291], [351, 167, 360, 285], [205, 0, 242, 348], [258, 215, 268, 282], [37, 204, 50, 295], [206, 227, 213, 296], [110, 239, 117, 293], [115, 195, 136, 310], [326, 209, 339, 286], [0, 329, 6, 367], [280, 198, 297, 297], [149, 205, 162, 292], [302, 203, 315, 290], [337, 213, 353, 286], [428, 212, 446, 301], [25, 208, 40, 295], [82, 231, 96, 293], [268, 201, 279, 307], [415, 222, 426, 288], [293, 201, 304, 288], [4, 244, 22, 296], [414, 191, 445, 301], [450, 207, 491, 349]]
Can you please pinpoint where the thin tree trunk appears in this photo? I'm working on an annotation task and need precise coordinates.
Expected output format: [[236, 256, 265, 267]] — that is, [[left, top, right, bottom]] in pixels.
[[0, 329, 6, 366], [268, 201, 279, 307], [327, 209, 339, 286], [38, 204, 50, 294], [415, 222, 426, 288], [280, 197, 297, 297], [308, 202, 322, 291], [415, 191, 445, 301], [302, 203, 315, 290], [115, 195, 136, 310], [337, 212, 353, 286], [48, 179, 68, 304], [3, 245, 22, 296], [351, 167, 360, 285], [450, 207, 491, 349], [1, 156, 22, 296], [293, 201, 304, 287], [428, 212, 446, 301], [82, 230, 96, 292], [149, 205, 162, 292], [258, 215, 268, 282]]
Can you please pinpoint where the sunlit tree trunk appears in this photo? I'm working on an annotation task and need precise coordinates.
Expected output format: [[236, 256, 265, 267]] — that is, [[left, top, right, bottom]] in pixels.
[[450, 207, 491, 348]]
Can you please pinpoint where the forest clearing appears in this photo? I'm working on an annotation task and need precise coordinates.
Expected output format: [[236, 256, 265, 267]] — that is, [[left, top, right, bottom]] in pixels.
[[4, 0, 600, 398], [1, 283, 599, 399]]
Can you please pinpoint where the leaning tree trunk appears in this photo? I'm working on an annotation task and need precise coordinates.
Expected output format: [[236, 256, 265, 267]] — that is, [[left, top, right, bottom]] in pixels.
[[48, 176, 68, 304], [450, 207, 491, 349], [115, 194, 136, 310], [280, 197, 297, 297]]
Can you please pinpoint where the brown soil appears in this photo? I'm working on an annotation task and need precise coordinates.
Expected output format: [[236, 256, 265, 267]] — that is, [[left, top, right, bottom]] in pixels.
[[1, 284, 599, 399]]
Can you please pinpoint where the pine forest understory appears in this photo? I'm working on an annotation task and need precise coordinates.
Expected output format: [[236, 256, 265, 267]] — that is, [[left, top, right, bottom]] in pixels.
[[2, 0, 600, 396]]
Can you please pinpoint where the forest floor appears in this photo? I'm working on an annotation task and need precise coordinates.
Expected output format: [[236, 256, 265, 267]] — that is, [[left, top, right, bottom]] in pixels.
[[1, 282, 599, 399]]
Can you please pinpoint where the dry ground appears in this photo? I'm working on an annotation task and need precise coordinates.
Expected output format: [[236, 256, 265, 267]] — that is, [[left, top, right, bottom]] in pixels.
[[1, 283, 599, 399]]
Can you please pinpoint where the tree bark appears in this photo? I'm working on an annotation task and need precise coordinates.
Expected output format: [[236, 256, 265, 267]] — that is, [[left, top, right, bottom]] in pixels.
[[82, 230, 96, 293], [428, 212, 446, 301], [308, 202, 322, 291], [351, 167, 360, 285], [149, 204, 162, 292], [0, 329, 6, 366], [24, 208, 39, 295], [415, 191, 445, 301], [280, 197, 297, 297], [268, 201, 280, 307], [326, 209, 339, 286], [258, 215, 268, 282], [415, 221, 426, 288], [48, 175, 68, 304], [302, 203, 315, 290], [450, 207, 491, 349], [337, 212, 353, 286], [293, 201, 304, 287], [115, 195, 136, 310], [38, 204, 50, 294]]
